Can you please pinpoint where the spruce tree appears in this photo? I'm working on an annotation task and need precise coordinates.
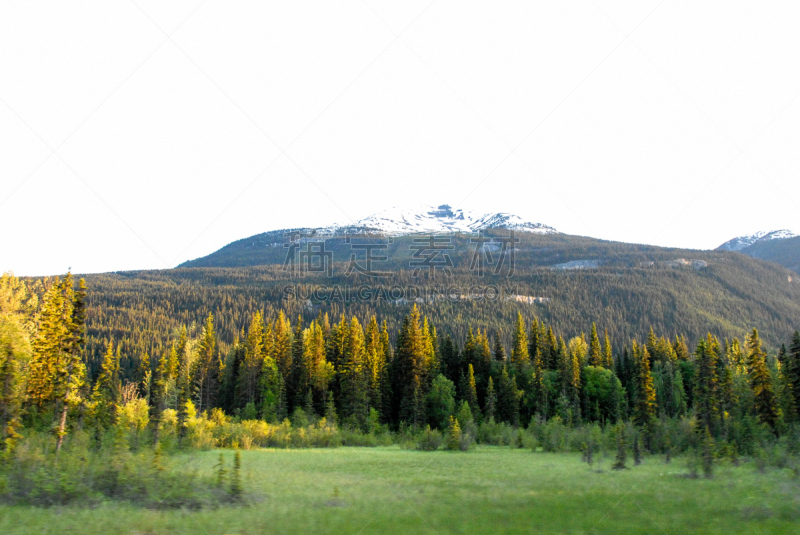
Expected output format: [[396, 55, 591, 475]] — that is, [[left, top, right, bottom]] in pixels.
[[193, 313, 218, 413], [511, 312, 529, 367], [589, 323, 603, 367], [484, 376, 497, 421], [0, 302, 29, 454], [174, 327, 192, 444], [632, 342, 657, 428], [31, 275, 88, 452], [446, 415, 462, 451], [528, 318, 540, 361], [785, 331, 800, 419], [465, 364, 480, 419], [694, 338, 720, 435], [603, 330, 613, 369], [150, 349, 170, 445], [531, 347, 546, 417], [746, 329, 780, 431], [497, 366, 520, 425], [90, 340, 120, 431], [340, 317, 369, 428]]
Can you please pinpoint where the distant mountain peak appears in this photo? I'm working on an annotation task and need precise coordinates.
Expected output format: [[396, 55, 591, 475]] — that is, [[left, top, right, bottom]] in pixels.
[[718, 229, 798, 252], [324, 204, 557, 236]]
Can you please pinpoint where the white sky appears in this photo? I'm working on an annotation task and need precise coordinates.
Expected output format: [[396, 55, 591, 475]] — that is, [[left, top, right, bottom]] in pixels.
[[2, 1, 799, 276]]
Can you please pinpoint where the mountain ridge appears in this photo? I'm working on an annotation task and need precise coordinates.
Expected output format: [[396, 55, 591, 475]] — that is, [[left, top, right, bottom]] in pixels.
[[717, 229, 800, 274]]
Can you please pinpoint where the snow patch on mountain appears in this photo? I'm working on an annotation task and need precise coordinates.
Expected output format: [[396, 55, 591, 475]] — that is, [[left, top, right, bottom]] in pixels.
[[323, 205, 557, 236], [717, 230, 798, 251]]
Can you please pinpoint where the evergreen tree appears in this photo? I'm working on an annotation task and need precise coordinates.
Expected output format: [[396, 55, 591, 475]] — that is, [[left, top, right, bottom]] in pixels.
[[589, 323, 603, 367], [440, 334, 461, 383], [137, 352, 151, 397], [193, 313, 218, 414], [0, 297, 30, 454], [29, 275, 88, 451], [426, 374, 456, 430], [785, 331, 800, 419], [90, 340, 120, 430], [694, 338, 720, 435], [465, 364, 480, 419], [746, 329, 779, 431], [484, 376, 497, 421], [340, 317, 369, 428], [531, 347, 546, 417], [446, 415, 462, 451], [392, 306, 428, 427], [273, 311, 293, 383], [603, 330, 614, 369], [497, 366, 520, 425], [150, 348, 171, 445], [511, 312, 529, 367], [364, 316, 385, 414], [632, 342, 657, 428], [527, 318, 540, 361], [174, 327, 191, 444]]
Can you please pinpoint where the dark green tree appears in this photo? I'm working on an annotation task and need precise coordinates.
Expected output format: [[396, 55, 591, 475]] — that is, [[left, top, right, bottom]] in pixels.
[[746, 329, 779, 431]]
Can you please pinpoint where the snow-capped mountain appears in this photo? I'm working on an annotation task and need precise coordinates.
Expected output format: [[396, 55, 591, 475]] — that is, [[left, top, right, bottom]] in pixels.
[[717, 230, 798, 252], [322, 205, 557, 236]]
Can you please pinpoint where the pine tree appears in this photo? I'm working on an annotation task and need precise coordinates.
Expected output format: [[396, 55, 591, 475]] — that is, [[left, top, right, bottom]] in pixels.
[[364, 316, 385, 414], [531, 347, 546, 417], [528, 318, 540, 361], [746, 329, 779, 431], [237, 312, 265, 407], [497, 366, 520, 425], [589, 323, 603, 367], [174, 327, 192, 444], [193, 313, 218, 413], [31, 275, 88, 452], [785, 331, 800, 419], [511, 312, 529, 367], [484, 376, 497, 421], [340, 317, 369, 428], [273, 311, 293, 383], [603, 330, 614, 369], [440, 334, 461, 383], [393, 306, 428, 427], [446, 415, 462, 451], [632, 342, 657, 428], [90, 340, 120, 430], [465, 364, 480, 419], [547, 327, 558, 370], [0, 300, 30, 454], [150, 349, 170, 445], [694, 338, 720, 435]]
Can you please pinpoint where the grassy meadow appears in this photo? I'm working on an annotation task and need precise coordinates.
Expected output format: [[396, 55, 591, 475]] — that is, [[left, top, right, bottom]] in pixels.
[[2, 446, 799, 534]]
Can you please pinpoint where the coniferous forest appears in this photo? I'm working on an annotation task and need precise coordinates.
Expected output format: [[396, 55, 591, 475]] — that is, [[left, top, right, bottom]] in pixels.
[[3, 269, 800, 500]]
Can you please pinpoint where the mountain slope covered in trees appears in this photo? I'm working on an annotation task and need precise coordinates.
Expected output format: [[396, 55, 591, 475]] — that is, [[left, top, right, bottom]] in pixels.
[[718, 230, 800, 274], [71, 231, 800, 382]]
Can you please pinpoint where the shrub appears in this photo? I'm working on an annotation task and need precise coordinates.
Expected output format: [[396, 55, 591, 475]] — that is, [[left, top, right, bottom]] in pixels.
[[0, 431, 236, 508], [417, 426, 443, 451]]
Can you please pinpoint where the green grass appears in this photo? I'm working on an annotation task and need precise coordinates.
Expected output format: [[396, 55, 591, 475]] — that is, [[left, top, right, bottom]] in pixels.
[[2, 446, 799, 534]]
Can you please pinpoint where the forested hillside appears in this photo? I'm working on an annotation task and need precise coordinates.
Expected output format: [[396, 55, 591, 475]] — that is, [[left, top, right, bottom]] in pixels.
[[733, 235, 800, 274], [70, 241, 800, 382]]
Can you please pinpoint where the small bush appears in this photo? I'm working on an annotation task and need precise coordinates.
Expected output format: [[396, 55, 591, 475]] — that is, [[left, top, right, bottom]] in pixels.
[[0, 432, 237, 508], [417, 426, 443, 451]]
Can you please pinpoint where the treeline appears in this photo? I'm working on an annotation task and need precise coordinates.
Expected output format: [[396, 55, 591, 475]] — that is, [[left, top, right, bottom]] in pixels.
[[75, 250, 800, 387], [2, 272, 799, 457]]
